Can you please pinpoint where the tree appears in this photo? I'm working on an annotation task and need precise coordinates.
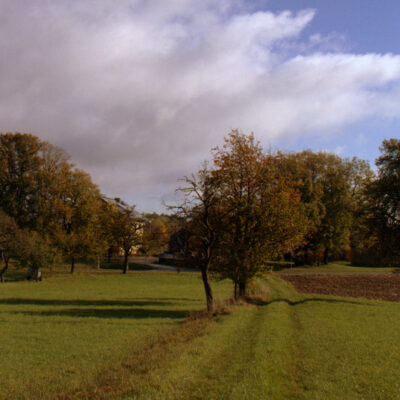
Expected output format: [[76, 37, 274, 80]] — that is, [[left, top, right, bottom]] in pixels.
[[19, 232, 55, 281], [278, 151, 357, 264], [0, 211, 56, 282], [363, 138, 400, 265], [0, 133, 44, 229], [175, 131, 305, 303], [347, 158, 374, 265], [52, 169, 102, 274], [212, 132, 305, 297], [141, 216, 169, 255], [0, 133, 106, 274], [0, 212, 23, 282], [175, 165, 224, 312], [275, 151, 325, 264], [106, 202, 143, 274]]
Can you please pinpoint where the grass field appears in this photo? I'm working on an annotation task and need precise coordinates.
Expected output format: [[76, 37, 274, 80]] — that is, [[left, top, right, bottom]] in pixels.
[[279, 260, 396, 273], [1, 270, 400, 399], [0, 271, 231, 399]]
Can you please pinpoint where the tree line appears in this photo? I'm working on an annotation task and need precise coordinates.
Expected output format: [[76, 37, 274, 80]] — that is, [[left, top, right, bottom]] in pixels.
[[1, 131, 399, 313], [0, 133, 143, 281]]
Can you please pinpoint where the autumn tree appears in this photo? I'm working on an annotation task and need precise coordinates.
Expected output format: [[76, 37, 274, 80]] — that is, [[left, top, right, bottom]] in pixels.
[[106, 202, 143, 274], [175, 131, 305, 303], [0, 133, 44, 229], [19, 232, 55, 281], [0, 133, 107, 274], [0, 212, 23, 282], [278, 151, 358, 264], [141, 215, 169, 255], [212, 132, 305, 297], [52, 169, 103, 274]]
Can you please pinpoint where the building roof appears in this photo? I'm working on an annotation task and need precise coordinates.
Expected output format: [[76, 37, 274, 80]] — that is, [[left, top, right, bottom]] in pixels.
[[101, 196, 145, 220]]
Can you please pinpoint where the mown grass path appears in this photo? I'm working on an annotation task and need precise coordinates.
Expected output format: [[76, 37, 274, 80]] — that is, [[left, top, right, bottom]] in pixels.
[[96, 277, 305, 400], [115, 275, 400, 400]]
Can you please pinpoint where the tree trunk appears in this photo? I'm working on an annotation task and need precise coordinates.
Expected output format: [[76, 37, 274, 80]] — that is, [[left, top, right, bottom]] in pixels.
[[201, 267, 214, 313], [304, 248, 309, 265], [123, 252, 128, 274], [238, 281, 246, 298], [35, 268, 41, 282], [0, 256, 9, 283], [323, 248, 329, 265], [97, 255, 101, 269], [70, 256, 75, 274], [234, 280, 238, 300]]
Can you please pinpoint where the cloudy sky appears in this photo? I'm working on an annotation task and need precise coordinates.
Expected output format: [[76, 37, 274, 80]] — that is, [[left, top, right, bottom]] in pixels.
[[1, 1, 400, 211]]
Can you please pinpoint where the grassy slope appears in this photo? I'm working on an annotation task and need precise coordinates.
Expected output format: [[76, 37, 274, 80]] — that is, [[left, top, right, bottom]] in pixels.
[[121, 275, 400, 400], [280, 261, 395, 272]]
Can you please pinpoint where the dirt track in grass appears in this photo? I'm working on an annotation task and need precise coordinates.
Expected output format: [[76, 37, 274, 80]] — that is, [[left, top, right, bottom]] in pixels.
[[280, 273, 400, 302]]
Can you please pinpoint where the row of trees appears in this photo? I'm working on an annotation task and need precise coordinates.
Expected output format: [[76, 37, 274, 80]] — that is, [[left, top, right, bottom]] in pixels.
[[0, 133, 142, 281], [175, 131, 400, 311], [1, 131, 399, 314]]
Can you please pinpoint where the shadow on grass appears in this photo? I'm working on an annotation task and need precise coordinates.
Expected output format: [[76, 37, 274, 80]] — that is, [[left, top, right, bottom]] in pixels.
[[1, 271, 28, 282], [15, 307, 189, 319], [141, 297, 202, 302], [0, 298, 175, 307], [248, 297, 376, 307]]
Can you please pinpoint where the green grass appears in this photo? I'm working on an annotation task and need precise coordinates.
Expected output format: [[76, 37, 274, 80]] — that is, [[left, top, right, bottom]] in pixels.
[[280, 260, 395, 272], [0, 271, 231, 399], [103, 275, 400, 400], [1, 270, 400, 399], [262, 275, 400, 399]]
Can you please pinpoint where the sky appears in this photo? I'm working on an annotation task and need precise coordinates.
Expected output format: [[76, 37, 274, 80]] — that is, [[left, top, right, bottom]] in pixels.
[[0, 0, 399, 212]]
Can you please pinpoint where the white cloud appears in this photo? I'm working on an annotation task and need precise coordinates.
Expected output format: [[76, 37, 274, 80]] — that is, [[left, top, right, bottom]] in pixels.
[[1, 1, 400, 211]]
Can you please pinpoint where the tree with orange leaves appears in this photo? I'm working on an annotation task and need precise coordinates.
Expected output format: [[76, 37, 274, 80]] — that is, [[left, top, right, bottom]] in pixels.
[[177, 130, 305, 303], [212, 131, 305, 297]]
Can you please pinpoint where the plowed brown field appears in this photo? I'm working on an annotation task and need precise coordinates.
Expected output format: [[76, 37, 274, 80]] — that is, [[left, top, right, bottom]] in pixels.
[[280, 273, 400, 302]]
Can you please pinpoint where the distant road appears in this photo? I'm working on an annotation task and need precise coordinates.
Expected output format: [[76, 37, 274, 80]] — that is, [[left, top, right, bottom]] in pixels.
[[129, 256, 198, 272]]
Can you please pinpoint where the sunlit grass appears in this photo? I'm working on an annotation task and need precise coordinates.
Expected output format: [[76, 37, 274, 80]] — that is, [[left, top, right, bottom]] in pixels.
[[121, 275, 400, 400], [280, 260, 395, 272], [0, 271, 231, 399], [1, 270, 400, 399]]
